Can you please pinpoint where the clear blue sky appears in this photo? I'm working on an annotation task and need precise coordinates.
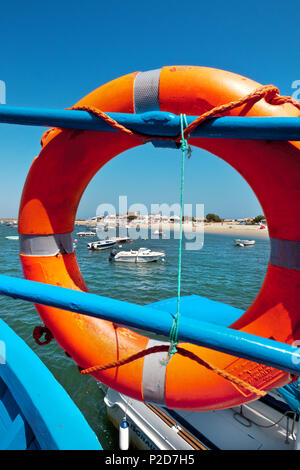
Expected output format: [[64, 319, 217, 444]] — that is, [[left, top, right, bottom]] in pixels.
[[0, 0, 299, 219]]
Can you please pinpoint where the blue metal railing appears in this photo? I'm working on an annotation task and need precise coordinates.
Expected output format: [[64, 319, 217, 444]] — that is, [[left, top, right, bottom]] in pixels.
[[0, 105, 299, 376], [0, 105, 300, 140], [0, 274, 299, 375]]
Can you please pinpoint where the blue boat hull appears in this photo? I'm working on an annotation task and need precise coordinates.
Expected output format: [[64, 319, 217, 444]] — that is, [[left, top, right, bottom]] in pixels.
[[0, 318, 101, 450]]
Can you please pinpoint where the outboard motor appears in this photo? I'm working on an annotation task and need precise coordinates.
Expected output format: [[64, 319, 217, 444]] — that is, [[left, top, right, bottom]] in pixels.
[[109, 249, 117, 261]]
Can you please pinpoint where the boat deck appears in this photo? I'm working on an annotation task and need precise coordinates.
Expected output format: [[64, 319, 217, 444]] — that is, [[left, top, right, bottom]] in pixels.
[[105, 388, 298, 450]]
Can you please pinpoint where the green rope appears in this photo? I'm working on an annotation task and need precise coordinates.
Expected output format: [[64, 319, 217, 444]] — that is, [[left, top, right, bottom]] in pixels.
[[167, 114, 191, 361]]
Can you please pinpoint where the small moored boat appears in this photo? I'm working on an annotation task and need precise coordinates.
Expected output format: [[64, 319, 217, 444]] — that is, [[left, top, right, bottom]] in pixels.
[[87, 239, 117, 251], [110, 236, 130, 243], [234, 239, 255, 247], [154, 229, 166, 237], [109, 247, 165, 263], [77, 231, 96, 237]]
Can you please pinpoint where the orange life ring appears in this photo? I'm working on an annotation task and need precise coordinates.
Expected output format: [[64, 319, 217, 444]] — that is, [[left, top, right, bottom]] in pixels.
[[18, 66, 300, 410]]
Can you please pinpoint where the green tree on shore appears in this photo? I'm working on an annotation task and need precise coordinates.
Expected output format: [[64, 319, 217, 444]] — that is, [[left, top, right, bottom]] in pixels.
[[127, 214, 138, 222], [253, 215, 265, 224], [205, 213, 222, 223]]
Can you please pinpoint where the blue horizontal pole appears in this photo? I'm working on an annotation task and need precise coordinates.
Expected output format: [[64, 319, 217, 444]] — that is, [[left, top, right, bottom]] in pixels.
[[0, 105, 300, 140], [0, 274, 300, 375]]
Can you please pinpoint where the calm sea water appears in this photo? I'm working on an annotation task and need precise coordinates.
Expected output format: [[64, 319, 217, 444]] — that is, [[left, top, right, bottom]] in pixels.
[[0, 224, 270, 449]]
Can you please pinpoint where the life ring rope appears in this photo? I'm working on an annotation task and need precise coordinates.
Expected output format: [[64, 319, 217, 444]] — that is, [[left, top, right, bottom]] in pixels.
[[63, 84, 300, 146], [181, 85, 300, 139], [80, 344, 267, 398]]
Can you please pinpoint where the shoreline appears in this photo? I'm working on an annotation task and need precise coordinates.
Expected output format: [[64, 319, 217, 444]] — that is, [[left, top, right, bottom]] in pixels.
[[76, 220, 269, 238], [1, 218, 268, 238]]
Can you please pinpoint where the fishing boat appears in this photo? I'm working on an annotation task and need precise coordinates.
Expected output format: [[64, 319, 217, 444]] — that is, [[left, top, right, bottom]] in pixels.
[[77, 231, 96, 237], [234, 239, 255, 247], [109, 247, 165, 263], [0, 318, 101, 450], [87, 239, 117, 250]]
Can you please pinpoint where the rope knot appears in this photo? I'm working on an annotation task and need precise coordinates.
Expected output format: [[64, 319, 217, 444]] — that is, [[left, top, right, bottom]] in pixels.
[[263, 86, 280, 104], [262, 86, 300, 111], [180, 137, 189, 153], [33, 325, 53, 346]]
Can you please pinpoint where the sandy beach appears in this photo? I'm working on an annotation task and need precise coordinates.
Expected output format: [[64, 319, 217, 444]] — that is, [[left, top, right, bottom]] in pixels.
[[197, 222, 268, 237]]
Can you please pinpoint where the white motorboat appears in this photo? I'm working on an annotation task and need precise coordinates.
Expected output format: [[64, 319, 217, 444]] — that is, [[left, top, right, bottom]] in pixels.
[[77, 231, 96, 237], [87, 239, 117, 251], [110, 236, 130, 243], [109, 247, 165, 263], [234, 239, 255, 247], [105, 387, 300, 450], [154, 229, 166, 237]]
